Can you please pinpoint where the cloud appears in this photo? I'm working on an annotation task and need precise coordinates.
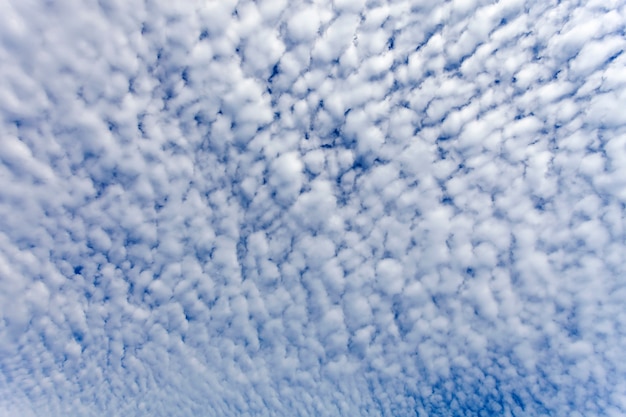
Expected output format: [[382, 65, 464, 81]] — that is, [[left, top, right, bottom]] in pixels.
[[1, 0, 625, 416]]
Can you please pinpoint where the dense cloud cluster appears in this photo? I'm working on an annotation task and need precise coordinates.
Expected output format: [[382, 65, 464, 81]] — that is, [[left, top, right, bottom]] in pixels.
[[1, 0, 625, 416]]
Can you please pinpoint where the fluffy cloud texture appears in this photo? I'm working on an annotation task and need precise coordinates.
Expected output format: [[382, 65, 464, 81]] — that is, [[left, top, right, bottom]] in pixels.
[[1, 0, 625, 416]]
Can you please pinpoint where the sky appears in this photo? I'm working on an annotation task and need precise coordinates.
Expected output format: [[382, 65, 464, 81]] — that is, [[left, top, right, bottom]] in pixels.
[[0, 0, 625, 416]]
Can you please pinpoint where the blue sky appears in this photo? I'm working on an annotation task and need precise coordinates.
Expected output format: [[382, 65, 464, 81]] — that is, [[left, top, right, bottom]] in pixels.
[[1, 0, 625, 416]]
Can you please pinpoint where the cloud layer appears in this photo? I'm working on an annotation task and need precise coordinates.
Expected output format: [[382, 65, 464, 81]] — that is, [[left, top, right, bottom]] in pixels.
[[1, 0, 625, 416]]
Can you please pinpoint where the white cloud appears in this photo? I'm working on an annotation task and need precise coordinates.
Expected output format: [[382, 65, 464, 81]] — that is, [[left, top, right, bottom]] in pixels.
[[1, 0, 625, 416], [287, 6, 322, 43]]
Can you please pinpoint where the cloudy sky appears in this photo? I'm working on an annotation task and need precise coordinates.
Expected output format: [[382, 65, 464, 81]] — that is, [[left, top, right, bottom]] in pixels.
[[1, 0, 625, 416]]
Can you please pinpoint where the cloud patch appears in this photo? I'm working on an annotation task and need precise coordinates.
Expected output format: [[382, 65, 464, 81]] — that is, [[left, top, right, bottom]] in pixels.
[[1, 0, 625, 416]]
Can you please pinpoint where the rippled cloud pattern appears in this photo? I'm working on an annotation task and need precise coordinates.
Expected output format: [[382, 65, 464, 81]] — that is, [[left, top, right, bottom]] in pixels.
[[1, 0, 625, 416]]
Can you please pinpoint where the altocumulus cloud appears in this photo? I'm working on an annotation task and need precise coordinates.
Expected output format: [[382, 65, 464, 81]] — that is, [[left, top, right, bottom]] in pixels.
[[1, 0, 625, 416]]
